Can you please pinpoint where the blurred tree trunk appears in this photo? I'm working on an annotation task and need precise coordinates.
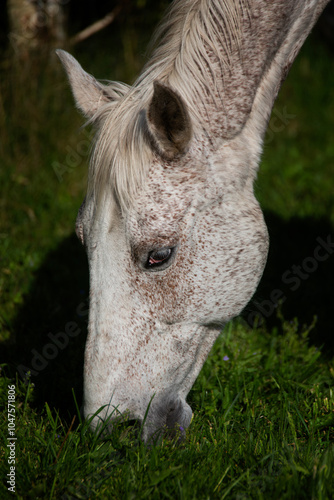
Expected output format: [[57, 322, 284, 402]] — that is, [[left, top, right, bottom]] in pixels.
[[8, 0, 66, 59]]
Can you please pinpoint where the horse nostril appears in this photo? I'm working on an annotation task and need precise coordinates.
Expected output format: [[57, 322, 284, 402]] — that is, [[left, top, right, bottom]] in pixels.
[[127, 419, 139, 427]]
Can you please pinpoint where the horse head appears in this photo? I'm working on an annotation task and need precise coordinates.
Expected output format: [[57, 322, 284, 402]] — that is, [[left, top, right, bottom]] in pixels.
[[57, 0, 329, 442]]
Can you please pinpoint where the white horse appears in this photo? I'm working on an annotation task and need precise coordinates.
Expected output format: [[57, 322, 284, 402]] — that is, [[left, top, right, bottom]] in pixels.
[[57, 0, 330, 442]]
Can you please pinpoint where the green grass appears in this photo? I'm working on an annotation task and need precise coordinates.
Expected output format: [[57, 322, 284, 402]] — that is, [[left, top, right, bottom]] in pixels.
[[1, 319, 333, 498], [0, 11, 334, 500]]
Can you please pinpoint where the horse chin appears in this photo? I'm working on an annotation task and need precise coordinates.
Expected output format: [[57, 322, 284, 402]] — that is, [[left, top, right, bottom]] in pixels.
[[141, 394, 193, 445]]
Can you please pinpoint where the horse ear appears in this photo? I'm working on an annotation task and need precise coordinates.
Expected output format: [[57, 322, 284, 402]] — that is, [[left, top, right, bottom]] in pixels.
[[56, 49, 114, 119], [146, 81, 192, 160]]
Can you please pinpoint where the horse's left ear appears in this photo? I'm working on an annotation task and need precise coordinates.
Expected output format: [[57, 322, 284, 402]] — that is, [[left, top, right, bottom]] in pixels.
[[56, 49, 114, 119], [146, 81, 193, 160]]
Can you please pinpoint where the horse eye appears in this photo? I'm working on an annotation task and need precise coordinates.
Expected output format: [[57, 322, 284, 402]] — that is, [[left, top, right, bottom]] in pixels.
[[146, 247, 174, 269]]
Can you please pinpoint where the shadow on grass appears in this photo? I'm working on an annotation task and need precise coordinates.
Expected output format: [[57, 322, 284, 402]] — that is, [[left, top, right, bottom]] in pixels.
[[245, 212, 334, 355], [2, 234, 89, 421], [2, 213, 334, 418]]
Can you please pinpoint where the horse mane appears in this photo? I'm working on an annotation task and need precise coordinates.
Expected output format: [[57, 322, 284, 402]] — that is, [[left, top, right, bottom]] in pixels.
[[89, 0, 246, 211]]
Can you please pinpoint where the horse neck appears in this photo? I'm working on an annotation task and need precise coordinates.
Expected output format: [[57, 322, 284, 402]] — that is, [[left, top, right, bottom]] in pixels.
[[136, 0, 329, 145]]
